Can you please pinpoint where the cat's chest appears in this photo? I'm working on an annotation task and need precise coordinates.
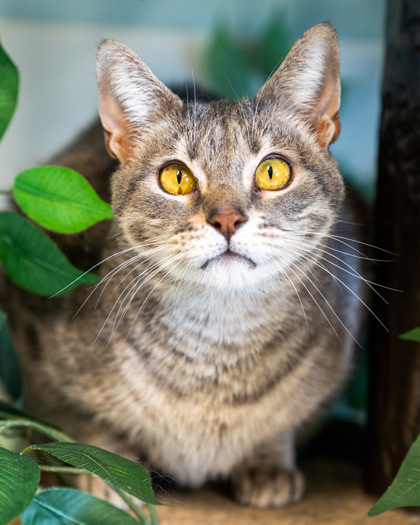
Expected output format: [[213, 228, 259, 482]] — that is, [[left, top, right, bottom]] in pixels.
[[107, 282, 310, 407], [143, 286, 287, 355]]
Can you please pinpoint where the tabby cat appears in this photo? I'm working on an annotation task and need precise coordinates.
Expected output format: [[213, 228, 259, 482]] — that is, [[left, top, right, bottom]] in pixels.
[[3, 23, 366, 508]]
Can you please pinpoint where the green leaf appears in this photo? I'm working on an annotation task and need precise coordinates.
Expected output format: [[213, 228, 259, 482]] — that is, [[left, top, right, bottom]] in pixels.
[[0, 446, 40, 525], [29, 442, 160, 505], [21, 488, 141, 525], [368, 435, 420, 516], [0, 41, 19, 141], [0, 307, 21, 399], [204, 24, 254, 99], [13, 166, 113, 233], [400, 327, 420, 342], [0, 211, 97, 295]]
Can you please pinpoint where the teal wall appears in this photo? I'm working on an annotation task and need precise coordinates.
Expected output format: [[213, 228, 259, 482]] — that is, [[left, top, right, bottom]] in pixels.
[[0, 1, 385, 195], [0, 0, 384, 38]]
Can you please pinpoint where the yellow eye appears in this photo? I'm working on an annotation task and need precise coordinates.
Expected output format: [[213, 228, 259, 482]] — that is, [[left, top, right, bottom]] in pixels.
[[255, 157, 291, 191], [160, 163, 196, 196]]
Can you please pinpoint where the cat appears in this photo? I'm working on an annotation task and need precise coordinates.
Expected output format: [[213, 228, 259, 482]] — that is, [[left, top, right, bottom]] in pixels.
[[2, 23, 367, 508]]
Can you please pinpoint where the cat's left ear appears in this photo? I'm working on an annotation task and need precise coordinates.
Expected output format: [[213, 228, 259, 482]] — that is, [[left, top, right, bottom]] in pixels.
[[96, 40, 182, 163], [256, 23, 341, 149]]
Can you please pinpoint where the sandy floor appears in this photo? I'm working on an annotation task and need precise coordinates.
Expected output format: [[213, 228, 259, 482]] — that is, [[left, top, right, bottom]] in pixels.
[[155, 459, 420, 525]]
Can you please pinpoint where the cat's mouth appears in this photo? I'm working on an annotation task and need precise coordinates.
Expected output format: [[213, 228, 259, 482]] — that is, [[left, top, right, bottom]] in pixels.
[[201, 249, 256, 270]]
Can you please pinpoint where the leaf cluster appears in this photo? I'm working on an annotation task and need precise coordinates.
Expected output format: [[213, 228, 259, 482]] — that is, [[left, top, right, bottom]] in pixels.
[[0, 41, 113, 297], [0, 402, 160, 525]]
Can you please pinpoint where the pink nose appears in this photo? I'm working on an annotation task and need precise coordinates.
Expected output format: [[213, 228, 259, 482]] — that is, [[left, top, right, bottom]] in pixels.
[[207, 209, 247, 239]]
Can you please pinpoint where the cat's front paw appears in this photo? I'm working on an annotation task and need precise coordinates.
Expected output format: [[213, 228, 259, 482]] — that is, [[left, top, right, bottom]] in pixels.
[[231, 466, 305, 508]]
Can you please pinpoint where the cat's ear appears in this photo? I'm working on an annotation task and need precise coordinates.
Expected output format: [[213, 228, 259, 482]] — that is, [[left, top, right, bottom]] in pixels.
[[96, 40, 182, 163], [256, 23, 341, 149]]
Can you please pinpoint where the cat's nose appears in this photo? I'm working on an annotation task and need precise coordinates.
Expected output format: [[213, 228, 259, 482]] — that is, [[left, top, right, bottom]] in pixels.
[[207, 209, 248, 239]]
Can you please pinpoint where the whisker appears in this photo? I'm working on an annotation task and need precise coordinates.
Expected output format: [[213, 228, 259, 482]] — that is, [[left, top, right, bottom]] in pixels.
[[109, 251, 182, 337], [276, 251, 346, 343], [127, 257, 186, 339], [284, 244, 389, 333], [111, 252, 185, 338], [295, 237, 391, 263], [268, 232, 399, 297], [335, 219, 366, 226], [73, 239, 171, 318], [284, 238, 397, 302], [268, 254, 309, 333], [100, 241, 172, 289], [95, 244, 172, 310], [103, 271, 145, 340], [259, 229, 381, 263], [56, 239, 165, 298], [291, 230, 397, 256], [172, 259, 193, 299], [96, 266, 152, 343]]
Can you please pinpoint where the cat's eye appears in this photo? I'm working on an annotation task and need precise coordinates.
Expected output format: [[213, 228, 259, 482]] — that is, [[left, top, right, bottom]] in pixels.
[[160, 163, 196, 196], [255, 157, 291, 191]]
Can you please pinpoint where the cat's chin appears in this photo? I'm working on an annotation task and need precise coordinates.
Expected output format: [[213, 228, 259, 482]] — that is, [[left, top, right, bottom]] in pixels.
[[199, 250, 260, 290], [201, 249, 256, 271]]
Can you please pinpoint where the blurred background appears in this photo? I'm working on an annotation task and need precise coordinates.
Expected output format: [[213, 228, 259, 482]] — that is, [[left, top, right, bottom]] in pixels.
[[0, 0, 384, 198]]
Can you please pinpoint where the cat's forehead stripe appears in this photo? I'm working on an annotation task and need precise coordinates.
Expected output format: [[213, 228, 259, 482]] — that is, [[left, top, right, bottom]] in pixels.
[[176, 100, 263, 192], [185, 99, 260, 159]]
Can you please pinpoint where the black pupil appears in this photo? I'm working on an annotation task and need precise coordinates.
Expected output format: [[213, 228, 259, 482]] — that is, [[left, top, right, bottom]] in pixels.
[[176, 170, 182, 184], [267, 165, 273, 179]]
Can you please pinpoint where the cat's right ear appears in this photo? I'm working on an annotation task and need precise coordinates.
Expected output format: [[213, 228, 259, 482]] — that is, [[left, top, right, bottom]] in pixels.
[[255, 23, 341, 149], [96, 40, 182, 163]]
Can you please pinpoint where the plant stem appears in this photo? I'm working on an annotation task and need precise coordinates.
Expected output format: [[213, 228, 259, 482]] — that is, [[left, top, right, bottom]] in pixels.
[[39, 465, 89, 475], [111, 485, 151, 525], [147, 504, 159, 525], [0, 189, 11, 196], [0, 419, 76, 443]]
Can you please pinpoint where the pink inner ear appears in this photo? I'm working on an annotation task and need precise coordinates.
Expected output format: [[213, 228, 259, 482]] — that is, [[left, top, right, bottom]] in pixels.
[[101, 116, 134, 164], [314, 113, 341, 148], [103, 129, 134, 162], [308, 75, 341, 148], [98, 86, 134, 163], [330, 112, 341, 144]]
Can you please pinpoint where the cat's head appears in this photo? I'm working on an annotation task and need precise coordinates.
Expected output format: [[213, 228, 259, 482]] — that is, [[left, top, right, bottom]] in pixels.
[[96, 23, 344, 292]]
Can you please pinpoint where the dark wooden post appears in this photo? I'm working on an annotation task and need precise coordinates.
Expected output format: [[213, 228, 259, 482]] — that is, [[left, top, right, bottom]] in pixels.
[[365, 0, 420, 494]]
